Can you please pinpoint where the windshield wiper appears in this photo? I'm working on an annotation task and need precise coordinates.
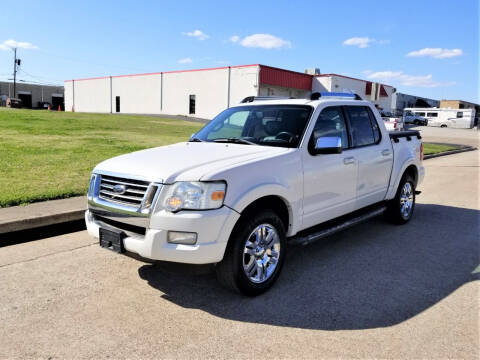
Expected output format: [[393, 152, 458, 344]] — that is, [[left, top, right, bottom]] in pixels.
[[189, 137, 204, 142], [212, 138, 256, 145]]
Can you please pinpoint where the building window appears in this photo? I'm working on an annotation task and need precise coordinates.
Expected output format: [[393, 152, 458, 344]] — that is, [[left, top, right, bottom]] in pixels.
[[427, 112, 438, 117], [459, 104, 464, 109], [189, 95, 196, 114], [457, 112, 463, 118], [115, 96, 120, 113]]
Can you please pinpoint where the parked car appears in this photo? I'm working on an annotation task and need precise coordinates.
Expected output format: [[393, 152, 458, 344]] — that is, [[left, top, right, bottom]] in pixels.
[[380, 111, 404, 131], [403, 110, 428, 126], [6, 98, 22, 108], [86, 93, 425, 295]]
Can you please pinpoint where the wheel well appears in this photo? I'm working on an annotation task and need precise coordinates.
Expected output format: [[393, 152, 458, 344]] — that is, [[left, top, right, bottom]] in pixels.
[[403, 165, 418, 187], [240, 196, 290, 232]]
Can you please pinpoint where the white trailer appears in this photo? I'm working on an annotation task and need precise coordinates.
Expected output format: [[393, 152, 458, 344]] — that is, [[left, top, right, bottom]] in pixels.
[[403, 108, 476, 129]]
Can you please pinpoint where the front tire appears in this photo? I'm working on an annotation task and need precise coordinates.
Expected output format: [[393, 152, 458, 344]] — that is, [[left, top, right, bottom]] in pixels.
[[216, 210, 286, 296], [385, 175, 416, 224]]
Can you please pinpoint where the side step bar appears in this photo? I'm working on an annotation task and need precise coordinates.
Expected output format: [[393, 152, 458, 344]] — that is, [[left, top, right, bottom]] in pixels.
[[289, 205, 387, 246]]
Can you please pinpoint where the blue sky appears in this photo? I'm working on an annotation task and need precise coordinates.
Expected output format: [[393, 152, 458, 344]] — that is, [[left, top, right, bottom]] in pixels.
[[0, 0, 478, 102]]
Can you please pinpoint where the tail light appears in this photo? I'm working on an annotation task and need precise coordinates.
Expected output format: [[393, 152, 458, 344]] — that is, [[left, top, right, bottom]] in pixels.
[[420, 143, 424, 161]]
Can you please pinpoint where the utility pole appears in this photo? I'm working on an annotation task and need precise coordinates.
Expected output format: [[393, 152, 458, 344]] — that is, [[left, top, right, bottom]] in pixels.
[[12, 48, 21, 99], [13, 48, 17, 98]]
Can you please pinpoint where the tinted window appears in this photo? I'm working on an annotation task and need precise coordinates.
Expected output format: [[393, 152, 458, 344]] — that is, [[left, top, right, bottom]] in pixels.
[[415, 112, 426, 116], [194, 105, 313, 148], [345, 106, 375, 147], [457, 112, 463, 118], [311, 106, 349, 149], [427, 112, 438, 117]]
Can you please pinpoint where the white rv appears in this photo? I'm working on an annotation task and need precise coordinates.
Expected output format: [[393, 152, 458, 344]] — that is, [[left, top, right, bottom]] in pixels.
[[403, 108, 476, 129]]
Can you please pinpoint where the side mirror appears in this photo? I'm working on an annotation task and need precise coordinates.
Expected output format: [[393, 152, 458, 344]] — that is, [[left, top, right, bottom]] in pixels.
[[313, 136, 342, 154]]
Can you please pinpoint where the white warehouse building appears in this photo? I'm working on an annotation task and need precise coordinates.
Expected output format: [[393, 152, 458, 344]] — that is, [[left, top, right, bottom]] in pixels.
[[64, 64, 395, 119]]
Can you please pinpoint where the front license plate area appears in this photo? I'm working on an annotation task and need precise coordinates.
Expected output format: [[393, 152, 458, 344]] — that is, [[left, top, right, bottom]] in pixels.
[[99, 228, 125, 253]]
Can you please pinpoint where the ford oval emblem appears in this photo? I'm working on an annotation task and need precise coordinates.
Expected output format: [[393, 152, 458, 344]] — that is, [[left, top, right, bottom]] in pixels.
[[112, 184, 127, 194]]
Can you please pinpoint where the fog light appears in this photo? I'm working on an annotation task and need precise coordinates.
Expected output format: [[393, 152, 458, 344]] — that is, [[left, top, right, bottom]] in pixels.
[[167, 231, 197, 245]]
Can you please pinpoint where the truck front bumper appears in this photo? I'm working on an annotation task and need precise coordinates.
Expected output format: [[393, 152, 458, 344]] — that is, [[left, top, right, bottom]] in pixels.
[[86, 206, 240, 264]]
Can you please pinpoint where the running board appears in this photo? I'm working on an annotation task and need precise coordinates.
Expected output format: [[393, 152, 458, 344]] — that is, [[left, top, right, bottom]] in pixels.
[[289, 205, 387, 246]]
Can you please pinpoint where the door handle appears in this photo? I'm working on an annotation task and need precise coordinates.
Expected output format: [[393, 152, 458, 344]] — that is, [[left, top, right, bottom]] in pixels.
[[382, 149, 392, 156], [343, 156, 355, 165]]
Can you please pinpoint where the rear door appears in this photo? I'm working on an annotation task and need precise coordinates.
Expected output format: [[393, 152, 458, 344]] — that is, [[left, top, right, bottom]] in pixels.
[[301, 106, 357, 229], [344, 106, 393, 209]]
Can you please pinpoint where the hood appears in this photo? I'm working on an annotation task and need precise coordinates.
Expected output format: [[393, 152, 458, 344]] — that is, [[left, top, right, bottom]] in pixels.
[[94, 142, 290, 183]]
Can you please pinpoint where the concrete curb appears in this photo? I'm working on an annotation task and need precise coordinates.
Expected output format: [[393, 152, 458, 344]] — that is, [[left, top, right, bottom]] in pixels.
[[424, 146, 477, 160], [0, 196, 86, 235]]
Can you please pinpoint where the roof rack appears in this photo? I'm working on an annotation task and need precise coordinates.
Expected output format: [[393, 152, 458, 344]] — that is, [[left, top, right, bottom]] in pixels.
[[240, 96, 293, 103], [310, 92, 362, 101]]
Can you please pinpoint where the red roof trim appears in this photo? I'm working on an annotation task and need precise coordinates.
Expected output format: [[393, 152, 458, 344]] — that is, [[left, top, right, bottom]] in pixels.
[[259, 66, 312, 91], [65, 64, 260, 82], [259, 64, 312, 77], [315, 73, 393, 88]]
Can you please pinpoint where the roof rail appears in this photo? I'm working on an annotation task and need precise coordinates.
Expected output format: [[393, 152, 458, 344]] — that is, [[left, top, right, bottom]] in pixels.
[[240, 96, 293, 103], [310, 92, 362, 101]]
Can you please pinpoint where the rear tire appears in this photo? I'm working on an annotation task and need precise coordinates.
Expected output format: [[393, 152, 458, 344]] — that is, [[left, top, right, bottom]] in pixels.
[[216, 210, 286, 296], [385, 175, 416, 225]]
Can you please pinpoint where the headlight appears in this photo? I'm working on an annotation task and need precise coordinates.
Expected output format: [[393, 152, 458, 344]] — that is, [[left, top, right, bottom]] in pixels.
[[159, 181, 226, 212]]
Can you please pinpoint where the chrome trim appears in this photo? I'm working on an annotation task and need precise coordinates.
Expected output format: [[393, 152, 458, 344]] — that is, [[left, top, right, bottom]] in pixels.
[[92, 169, 163, 184], [88, 171, 162, 228]]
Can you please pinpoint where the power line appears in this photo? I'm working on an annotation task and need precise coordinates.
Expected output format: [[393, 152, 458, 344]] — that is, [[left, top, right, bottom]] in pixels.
[[18, 68, 63, 84]]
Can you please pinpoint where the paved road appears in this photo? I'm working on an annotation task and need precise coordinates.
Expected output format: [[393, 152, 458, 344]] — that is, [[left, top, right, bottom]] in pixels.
[[0, 151, 478, 359], [410, 125, 479, 148]]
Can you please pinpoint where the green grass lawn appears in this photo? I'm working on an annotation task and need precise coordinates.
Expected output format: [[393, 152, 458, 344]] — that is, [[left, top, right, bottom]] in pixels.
[[422, 143, 459, 155], [0, 108, 203, 208]]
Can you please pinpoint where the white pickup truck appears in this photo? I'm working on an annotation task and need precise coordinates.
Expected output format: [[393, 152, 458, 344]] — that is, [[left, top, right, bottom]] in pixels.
[[86, 93, 424, 296]]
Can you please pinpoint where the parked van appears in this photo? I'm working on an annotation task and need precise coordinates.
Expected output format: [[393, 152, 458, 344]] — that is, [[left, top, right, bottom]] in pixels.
[[403, 108, 476, 129]]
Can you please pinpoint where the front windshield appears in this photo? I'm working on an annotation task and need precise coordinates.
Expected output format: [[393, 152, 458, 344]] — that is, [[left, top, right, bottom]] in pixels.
[[193, 105, 313, 148]]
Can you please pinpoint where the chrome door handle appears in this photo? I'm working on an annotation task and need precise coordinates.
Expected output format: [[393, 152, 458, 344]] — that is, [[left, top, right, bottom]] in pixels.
[[382, 149, 392, 156], [343, 157, 355, 165]]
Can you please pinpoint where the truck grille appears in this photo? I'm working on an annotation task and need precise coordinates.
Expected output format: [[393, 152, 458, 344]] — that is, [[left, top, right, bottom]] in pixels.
[[99, 175, 150, 208]]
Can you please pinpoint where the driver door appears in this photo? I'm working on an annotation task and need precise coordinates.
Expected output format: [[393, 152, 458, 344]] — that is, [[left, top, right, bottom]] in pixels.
[[301, 106, 357, 229]]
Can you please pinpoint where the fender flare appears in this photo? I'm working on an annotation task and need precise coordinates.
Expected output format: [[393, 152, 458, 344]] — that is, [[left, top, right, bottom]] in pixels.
[[226, 182, 299, 236], [386, 158, 418, 200]]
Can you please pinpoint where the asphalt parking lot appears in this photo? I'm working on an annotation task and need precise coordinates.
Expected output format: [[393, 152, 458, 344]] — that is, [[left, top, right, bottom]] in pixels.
[[0, 135, 478, 358]]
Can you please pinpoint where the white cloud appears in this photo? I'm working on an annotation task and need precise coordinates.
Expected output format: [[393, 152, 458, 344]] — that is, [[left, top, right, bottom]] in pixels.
[[178, 57, 193, 64], [343, 37, 389, 48], [182, 30, 209, 40], [406, 47, 463, 59], [239, 34, 291, 49], [364, 70, 455, 88], [343, 37, 374, 48], [0, 39, 38, 50], [229, 35, 240, 43]]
